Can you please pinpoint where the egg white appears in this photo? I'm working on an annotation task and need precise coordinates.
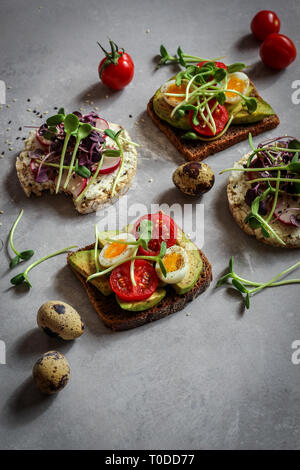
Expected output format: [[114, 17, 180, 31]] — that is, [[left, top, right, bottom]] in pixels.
[[155, 245, 188, 284], [225, 72, 250, 104], [99, 232, 136, 267]]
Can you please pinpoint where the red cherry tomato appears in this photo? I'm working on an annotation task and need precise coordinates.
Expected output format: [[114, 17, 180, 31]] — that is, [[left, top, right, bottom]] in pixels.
[[260, 33, 297, 70], [189, 99, 229, 137], [110, 260, 158, 301], [98, 40, 134, 90], [197, 61, 227, 70], [133, 212, 177, 257], [251, 10, 280, 41]]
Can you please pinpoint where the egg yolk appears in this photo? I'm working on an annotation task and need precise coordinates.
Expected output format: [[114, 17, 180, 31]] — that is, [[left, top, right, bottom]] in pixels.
[[226, 77, 246, 99], [105, 240, 127, 259], [166, 83, 187, 104], [163, 252, 184, 272]]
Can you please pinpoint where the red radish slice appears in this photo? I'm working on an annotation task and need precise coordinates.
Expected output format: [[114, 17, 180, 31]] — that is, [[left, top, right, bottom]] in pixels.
[[35, 130, 51, 149], [55, 171, 89, 197], [30, 159, 38, 176], [95, 118, 109, 131], [70, 175, 89, 198], [274, 196, 300, 226], [98, 156, 121, 174]]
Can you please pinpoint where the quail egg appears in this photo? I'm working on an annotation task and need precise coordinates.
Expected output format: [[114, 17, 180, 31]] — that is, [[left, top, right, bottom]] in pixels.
[[32, 351, 70, 395], [173, 161, 215, 196], [37, 300, 84, 340]]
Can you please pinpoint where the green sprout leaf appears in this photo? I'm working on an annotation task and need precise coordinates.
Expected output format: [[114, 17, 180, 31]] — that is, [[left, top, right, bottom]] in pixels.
[[227, 62, 246, 73], [46, 114, 65, 126], [232, 278, 248, 294], [214, 67, 227, 82], [10, 256, 20, 269], [19, 249, 35, 261], [245, 97, 258, 113]]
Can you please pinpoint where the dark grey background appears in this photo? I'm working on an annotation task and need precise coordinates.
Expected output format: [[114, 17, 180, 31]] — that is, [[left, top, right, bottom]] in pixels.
[[0, 0, 299, 450]]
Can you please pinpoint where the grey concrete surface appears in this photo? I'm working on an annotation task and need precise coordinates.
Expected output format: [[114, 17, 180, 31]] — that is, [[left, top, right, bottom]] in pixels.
[[0, 0, 300, 450]]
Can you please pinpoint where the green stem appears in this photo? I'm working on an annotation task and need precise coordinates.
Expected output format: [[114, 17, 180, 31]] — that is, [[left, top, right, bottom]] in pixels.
[[247, 177, 300, 184], [130, 247, 139, 287], [266, 170, 281, 223], [94, 225, 100, 272], [254, 212, 285, 245], [24, 245, 77, 276], [110, 135, 124, 198], [9, 209, 23, 257], [248, 260, 300, 295], [56, 133, 71, 194], [64, 138, 80, 189], [75, 157, 104, 203]]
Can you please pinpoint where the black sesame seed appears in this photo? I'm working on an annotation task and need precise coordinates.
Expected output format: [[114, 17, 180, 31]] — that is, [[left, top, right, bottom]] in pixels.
[[8, 120, 11, 124], [22, 137, 26, 140], [54, 107, 58, 110], [129, 114, 133, 118], [33, 110, 36, 113], [16, 137, 20, 140], [27, 98, 31, 102], [18, 127, 22, 131]]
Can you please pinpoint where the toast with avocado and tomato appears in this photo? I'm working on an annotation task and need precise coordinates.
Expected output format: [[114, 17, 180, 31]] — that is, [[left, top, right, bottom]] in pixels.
[[67, 212, 212, 331], [147, 60, 279, 161]]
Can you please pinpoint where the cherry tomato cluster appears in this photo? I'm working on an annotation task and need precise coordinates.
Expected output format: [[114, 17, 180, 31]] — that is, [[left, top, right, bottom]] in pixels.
[[251, 10, 296, 70]]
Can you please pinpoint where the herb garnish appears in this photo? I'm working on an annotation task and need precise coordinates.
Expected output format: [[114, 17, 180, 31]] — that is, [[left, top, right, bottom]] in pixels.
[[217, 256, 300, 309], [10, 245, 77, 288], [9, 209, 34, 268]]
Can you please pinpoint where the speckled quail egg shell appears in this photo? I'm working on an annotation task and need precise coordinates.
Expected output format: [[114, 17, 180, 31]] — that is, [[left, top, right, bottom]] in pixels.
[[173, 162, 215, 196], [32, 351, 70, 395], [37, 300, 84, 340]]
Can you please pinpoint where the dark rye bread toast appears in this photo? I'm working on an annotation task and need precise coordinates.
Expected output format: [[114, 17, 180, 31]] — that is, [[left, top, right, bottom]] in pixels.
[[67, 244, 212, 331], [147, 82, 280, 162]]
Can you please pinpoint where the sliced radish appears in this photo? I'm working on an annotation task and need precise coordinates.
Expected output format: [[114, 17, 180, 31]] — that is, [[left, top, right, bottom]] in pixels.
[[98, 156, 121, 174], [95, 118, 109, 131], [274, 196, 300, 226], [35, 130, 51, 149], [55, 171, 89, 197]]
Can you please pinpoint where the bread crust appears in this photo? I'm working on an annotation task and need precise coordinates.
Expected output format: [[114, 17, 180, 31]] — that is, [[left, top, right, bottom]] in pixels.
[[16, 123, 137, 214], [147, 83, 280, 162], [227, 154, 300, 248], [67, 244, 212, 331]]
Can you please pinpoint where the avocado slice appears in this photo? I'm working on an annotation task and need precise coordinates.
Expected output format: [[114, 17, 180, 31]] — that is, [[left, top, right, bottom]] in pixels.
[[153, 88, 192, 130], [116, 288, 166, 312], [69, 250, 112, 296], [173, 229, 203, 295], [230, 97, 275, 124]]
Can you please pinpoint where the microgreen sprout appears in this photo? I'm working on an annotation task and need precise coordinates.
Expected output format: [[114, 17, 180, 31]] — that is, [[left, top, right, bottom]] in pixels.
[[9, 209, 34, 268], [55, 114, 79, 193], [217, 256, 300, 309], [156, 45, 224, 69], [10, 245, 77, 288], [64, 123, 93, 189]]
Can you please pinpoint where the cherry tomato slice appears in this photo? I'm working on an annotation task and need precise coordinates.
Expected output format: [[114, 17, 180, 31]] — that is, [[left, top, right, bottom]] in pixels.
[[189, 99, 229, 137], [251, 10, 280, 42], [260, 33, 297, 70], [110, 260, 158, 301], [133, 212, 177, 257]]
